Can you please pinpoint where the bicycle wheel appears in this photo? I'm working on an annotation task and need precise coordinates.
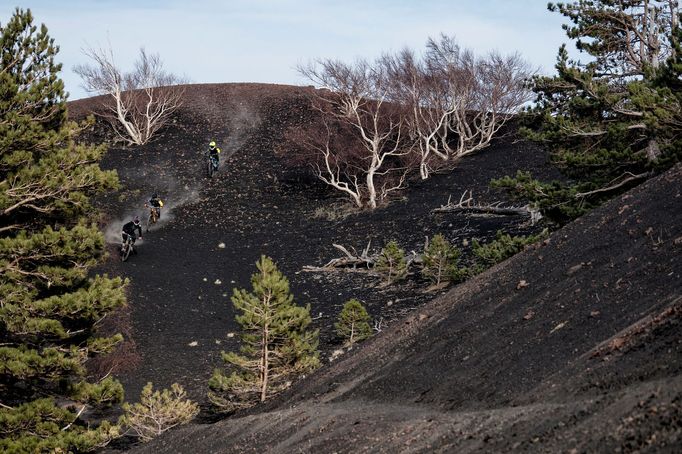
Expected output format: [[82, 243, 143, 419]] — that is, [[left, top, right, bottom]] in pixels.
[[146, 210, 157, 232], [207, 159, 214, 178], [121, 240, 131, 262]]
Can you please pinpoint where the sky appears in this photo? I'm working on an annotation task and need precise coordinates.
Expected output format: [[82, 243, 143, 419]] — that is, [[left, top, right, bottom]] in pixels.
[[5, 0, 575, 100]]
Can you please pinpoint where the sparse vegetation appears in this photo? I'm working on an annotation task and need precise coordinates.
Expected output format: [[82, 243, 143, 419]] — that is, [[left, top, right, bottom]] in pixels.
[[209, 256, 320, 412], [472, 230, 547, 269], [376, 240, 408, 284], [335, 299, 373, 347], [0, 8, 126, 452], [311, 202, 359, 221], [422, 234, 467, 287], [121, 382, 199, 443]]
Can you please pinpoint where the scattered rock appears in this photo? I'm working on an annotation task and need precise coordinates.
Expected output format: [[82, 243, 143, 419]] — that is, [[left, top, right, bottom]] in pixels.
[[226, 332, 235, 338], [523, 310, 535, 320], [218, 242, 226, 248], [214, 279, 222, 285], [567, 263, 584, 276], [550, 321, 567, 334], [188, 341, 198, 347], [516, 280, 529, 290]]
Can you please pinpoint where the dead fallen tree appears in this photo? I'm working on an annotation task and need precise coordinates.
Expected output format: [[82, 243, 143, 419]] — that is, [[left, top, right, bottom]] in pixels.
[[302, 242, 420, 273], [303, 243, 377, 273], [434, 191, 542, 224]]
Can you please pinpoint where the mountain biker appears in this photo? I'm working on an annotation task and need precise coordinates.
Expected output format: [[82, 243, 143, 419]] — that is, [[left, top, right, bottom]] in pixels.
[[121, 216, 143, 251], [208, 140, 221, 170], [147, 193, 164, 219]]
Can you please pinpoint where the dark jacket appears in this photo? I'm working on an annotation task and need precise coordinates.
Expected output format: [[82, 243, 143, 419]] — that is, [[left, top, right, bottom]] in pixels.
[[148, 197, 163, 208], [122, 221, 142, 237]]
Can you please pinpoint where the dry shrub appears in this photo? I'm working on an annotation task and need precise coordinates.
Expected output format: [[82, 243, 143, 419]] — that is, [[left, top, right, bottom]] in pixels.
[[87, 304, 141, 378], [122, 382, 199, 442]]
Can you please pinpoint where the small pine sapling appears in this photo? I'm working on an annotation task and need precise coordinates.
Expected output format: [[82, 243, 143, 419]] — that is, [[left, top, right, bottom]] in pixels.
[[209, 256, 320, 412], [421, 234, 466, 287], [472, 229, 547, 270], [376, 240, 407, 284], [335, 299, 373, 347], [121, 382, 199, 442]]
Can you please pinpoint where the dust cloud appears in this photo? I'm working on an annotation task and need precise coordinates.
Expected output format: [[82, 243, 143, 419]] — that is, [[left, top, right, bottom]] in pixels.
[[104, 174, 200, 244], [219, 103, 261, 160], [104, 103, 259, 244]]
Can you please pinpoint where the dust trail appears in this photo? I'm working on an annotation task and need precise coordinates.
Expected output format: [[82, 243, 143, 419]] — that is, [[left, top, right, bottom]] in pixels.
[[104, 174, 200, 244], [104, 103, 259, 243], [219, 103, 262, 160]]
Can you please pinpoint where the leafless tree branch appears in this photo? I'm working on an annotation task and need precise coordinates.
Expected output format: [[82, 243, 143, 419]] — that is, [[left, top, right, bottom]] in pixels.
[[74, 46, 186, 145]]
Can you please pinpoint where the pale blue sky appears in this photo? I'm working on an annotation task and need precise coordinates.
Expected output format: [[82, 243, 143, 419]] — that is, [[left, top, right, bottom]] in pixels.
[[5, 1, 573, 100]]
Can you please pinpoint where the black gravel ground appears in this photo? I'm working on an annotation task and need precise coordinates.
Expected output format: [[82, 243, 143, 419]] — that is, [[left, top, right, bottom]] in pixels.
[[70, 84, 681, 452]]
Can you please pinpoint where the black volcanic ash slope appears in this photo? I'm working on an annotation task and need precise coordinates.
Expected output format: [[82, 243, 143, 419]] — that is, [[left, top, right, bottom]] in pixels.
[[71, 83, 555, 404], [133, 165, 682, 453]]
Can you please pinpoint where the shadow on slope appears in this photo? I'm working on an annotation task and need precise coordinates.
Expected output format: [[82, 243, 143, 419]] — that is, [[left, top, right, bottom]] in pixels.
[[133, 165, 682, 453]]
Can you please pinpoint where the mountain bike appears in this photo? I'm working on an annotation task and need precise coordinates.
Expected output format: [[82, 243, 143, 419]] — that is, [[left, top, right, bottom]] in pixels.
[[145, 203, 160, 232], [120, 234, 134, 262], [207, 154, 219, 178]]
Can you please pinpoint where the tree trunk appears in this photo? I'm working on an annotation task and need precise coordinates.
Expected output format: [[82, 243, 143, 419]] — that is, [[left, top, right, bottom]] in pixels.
[[260, 324, 269, 402], [366, 167, 378, 210]]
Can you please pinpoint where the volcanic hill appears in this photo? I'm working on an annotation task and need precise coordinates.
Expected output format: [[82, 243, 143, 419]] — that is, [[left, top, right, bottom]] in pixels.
[[70, 83, 681, 452]]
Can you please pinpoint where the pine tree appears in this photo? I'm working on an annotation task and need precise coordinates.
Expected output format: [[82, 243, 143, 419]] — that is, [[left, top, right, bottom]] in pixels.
[[495, 1, 681, 222], [375, 240, 407, 284], [335, 299, 373, 347], [209, 256, 319, 412], [122, 382, 199, 443], [472, 230, 548, 270], [421, 234, 464, 286], [0, 8, 126, 452]]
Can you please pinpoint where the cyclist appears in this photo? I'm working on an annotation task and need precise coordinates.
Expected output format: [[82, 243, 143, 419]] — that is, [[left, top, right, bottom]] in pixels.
[[208, 140, 222, 171], [121, 216, 143, 252], [147, 193, 164, 219]]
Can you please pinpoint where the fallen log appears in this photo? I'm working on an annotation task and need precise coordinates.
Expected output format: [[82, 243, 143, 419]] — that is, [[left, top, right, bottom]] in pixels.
[[302, 242, 377, 273], [433, 190, 542, 224], [302, 242, 421, 274]]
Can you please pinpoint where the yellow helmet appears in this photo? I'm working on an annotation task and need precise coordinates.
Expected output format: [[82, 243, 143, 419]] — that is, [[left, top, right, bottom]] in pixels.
[[209, 141, 216, 148]]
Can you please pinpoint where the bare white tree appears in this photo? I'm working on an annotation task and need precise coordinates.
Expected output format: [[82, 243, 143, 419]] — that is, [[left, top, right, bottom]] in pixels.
[[298, 59, 413, 210], [383, 35, 533, 179], [74, 46, 186, 145]]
